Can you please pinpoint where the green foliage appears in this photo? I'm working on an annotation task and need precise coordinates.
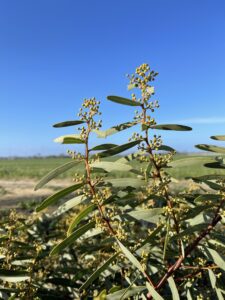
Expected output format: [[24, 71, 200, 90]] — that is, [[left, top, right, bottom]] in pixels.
[[1, 64, 225, 299]]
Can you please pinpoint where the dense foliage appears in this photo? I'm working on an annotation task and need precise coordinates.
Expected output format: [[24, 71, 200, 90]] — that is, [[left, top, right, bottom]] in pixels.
[[0, 64, 224, 299]]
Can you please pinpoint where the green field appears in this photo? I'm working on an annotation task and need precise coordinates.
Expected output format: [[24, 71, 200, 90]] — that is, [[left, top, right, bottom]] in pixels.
[[0, 154, 225, 180]]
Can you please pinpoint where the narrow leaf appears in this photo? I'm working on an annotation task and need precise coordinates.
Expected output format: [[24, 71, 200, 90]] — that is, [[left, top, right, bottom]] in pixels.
[[168, 277, 180, 300], [208, 269, 216, 289], [67, 204, 95, 236], [125, 208, 164, 224], [195, 144, 225, 154], [194, 194, 222, 203], [215, 288, 224, 300], [36, 182, 84, 212], [151, 124, 192, 131], [34, 161, 80, 191], [80, 253, 118, 291], [192, 178, 222, 191], [105, 178, 145, 189], [90, 143, 118, 151], [0, 269, 29, 282], [211, 135, 225, 141], [204, 162, 225, 169], [146, 282, 164, 300], [50, 221, 95, 256], [158, 145, 175, 152], [53, 120, 85, 127], [97, 140, 142, 158], [91, 161, 133, 172], [52, 194, 88, 217], [93, 121, 138, 138], [54, 134, 85, 144], [117, 239, 145, 276], [205, 247, 225, 271], [106, 286, 146, 300], [107, 95, 141, 107]]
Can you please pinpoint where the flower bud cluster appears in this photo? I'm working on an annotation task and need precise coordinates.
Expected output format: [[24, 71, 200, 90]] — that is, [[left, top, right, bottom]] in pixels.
[[148, 135, 162, 150], [129, 132, 143, 142], [127, 63, 159, 105], [67, 150, 84, 160], [91, 188, 112, 205], [146, 100, 160, 112], [76, 98, 102, 142], [143, 116, 156, 128], [73, 173, 85, 183], [152, 152, 174, 168], [78, 98, 101, 120]]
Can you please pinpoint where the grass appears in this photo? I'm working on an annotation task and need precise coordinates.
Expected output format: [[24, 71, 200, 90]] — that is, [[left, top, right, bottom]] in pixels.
[[0, 154, 225, 181]]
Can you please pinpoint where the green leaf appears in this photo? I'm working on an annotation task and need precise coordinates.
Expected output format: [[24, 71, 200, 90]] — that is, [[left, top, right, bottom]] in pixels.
[[106, 286, 146, 300], [204, 162, 225, 169], [211, 135, 225, 141], [52, 194, 88, 217], [117, 239, 146, 276], [0, 269, 29, 282], [195, 144, 225, 154], [67, 204, 95, 236], [107, 95, 142, 107], [192, 177, 222, 191], [50, 221, 95, 256], [95, 289, 107, 300], [80, 253, 118, 291], [34, 161, 80, 191], [208, 269, 216, 289], [182, 204, 214, 220], [215, 288, 224, 300], [53, 120, 85, 127], [125, 208, 164, 224], [90, 143, 118, 151], [54, 134, 85, 144], [97, 140, 142, 158], [151, 124, 192, 131], [194, 194, 222, 204], [91, 161, 133, 172], [105, 178, 145, 189], [146, 282, 164, 300], [93, 121, 138, 138], [193, 175, 225, 181], [205, 247, 225, 271], [145, 162, 153, 179], [158, 145, 175, 152], [36, 182, 84, 212], [168, 277, 180, 300]]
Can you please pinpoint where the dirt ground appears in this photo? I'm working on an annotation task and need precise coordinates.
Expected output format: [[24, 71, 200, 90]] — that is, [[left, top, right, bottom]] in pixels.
[[0, 179, 69, 209], [0, 178, 199, 210]]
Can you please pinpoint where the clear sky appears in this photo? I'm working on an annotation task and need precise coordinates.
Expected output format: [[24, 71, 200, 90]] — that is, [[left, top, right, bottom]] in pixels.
[[1, 0, 225, 156]]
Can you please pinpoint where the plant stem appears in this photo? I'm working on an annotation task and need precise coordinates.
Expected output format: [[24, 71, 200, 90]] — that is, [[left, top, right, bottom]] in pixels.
[[84, 123, 115, 236], [141, 105, 181, 250]]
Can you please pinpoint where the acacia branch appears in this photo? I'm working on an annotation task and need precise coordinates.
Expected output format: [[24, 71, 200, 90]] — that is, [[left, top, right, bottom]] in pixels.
[[147, 198, 224, 298]]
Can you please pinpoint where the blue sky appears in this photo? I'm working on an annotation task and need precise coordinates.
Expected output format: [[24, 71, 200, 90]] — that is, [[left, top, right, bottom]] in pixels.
[[1, 0, 225, 156]]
